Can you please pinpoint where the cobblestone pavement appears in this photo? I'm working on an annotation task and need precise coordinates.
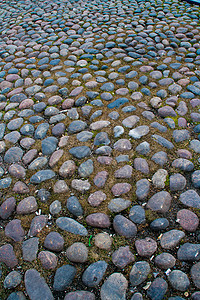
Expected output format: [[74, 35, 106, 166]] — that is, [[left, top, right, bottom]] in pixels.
[[0, 0, 200, 299]]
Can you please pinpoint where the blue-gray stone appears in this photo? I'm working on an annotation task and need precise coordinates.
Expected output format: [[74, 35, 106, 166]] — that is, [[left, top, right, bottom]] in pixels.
[[56, 217, 88, 236], [107, 98, 129, 109], [4, 271, 22, 289], [7, 291, 26, 300], [192, 170, 200, 188], [150, 218, 169, 231], [25, 269, 54, 300], [129, 205, 145, 224], [100, 82, 114, 92], [152, 135, 174, 149], [4, 147, 23, 163], [82, 261, 108, 287], [53, 265, 76, 291], [179, 190, 200, 209], [147, 278, 168, 300], [0, 124, 6, 140], [69, 146, 91, 159], [68, 120, 87, 134], [34, 123, 49, 139], [78, 159, 94, 177], [130, 261, 151, 286], [177, 243, 200, 262], [41, 137, 58, 155], [20, 124, 34, 136], [67, 196, 83, 217], [30, 170, 56, 184]]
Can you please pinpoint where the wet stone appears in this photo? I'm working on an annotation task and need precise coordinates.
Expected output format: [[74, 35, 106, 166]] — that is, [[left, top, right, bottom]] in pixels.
[[4, 271, 22, 289], [179, 190, 200, 209], [112, 246, 135, 268], [155, 253, 176, 269], [147, 278, 168, 300], [177, 243, 200, 262], [160, 230, 185, 249], [66, 243, 88, 263], [150, 218, 169, 231], [53, 265, 77, 291], [168, 270, 190, 292], [191, 262, 200, 289], [113, 215, 137, 238], [82, 260, 108, 287], [130, 261, 151, 286]]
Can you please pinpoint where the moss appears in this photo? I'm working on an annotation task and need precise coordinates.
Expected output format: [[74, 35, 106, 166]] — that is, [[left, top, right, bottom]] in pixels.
[[145, 209, 159, 223], [165, 174, 170, 187]]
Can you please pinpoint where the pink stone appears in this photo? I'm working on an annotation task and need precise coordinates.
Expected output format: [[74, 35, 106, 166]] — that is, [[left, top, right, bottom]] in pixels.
[[93, 171, 108, 187], [38, 251, 58, 270], [0, 244, 18, 268], [178, 117, 187, 128], [88, 191, 107, 207], [177, 209, 199, 232], [177, 149, 192, 159], [13, 181, 29, 194], [62, 98, 75, 109], [97, 156, 113, 165], [19, 99, 34, 109], [49, 149, 63, 168], [5, 219, 25, 242], [111, 183, 132, 196]]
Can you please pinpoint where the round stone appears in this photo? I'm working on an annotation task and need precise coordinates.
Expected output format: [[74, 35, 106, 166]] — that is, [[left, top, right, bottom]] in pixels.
[[66, 242, 88, 263], [168, 270, 190, 292], [44, 232, 64, 252], [94, 233, 112, 250]]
